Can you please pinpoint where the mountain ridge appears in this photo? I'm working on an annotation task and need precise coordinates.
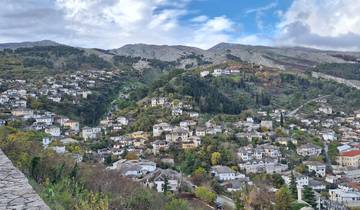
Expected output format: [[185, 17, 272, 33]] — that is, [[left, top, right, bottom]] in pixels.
[[2, 40, 360, 70]]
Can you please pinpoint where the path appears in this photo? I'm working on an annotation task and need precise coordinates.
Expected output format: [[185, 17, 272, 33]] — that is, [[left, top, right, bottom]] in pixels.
[[0, 149, 50, 210]]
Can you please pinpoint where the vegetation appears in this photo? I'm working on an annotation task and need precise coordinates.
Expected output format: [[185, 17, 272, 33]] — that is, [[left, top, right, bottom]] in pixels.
[[275, 186, 293, 210], [312, 63, 360, 80]]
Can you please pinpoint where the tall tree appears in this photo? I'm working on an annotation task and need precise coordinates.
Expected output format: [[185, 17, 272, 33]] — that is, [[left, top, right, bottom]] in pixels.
[[289, 172, 298, 199], [303, 186, 316, 208], [163, 176, 169, 193], [275, 186, 293, 210]]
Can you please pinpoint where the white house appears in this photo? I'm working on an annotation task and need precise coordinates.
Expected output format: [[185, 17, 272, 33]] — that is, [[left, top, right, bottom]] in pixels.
[[211, 165, 244, 181], [144, 169, 181, 193], [296, 143, 322, 157], [116, 116, 129, 126], [329, 187, 360, 207], [45, 126, 61, 137], [304, 161, 326, 177], [200, 71, 210, 77], [153, 122, 172, 137], [82, 127, 102, 140]]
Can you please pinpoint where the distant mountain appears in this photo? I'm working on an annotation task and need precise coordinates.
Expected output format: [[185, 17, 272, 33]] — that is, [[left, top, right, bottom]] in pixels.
[[110, 44, 209, 61], [0, 40, 61, 50], [2, 40, 360, 70], [111, 42, 360, 70]]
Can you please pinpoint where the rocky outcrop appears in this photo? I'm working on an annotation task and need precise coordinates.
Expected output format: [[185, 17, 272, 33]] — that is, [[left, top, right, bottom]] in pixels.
[[0, 149, 50, 210]]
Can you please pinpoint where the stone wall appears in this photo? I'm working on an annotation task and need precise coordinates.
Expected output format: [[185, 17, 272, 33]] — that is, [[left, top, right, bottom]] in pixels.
[[0, 149, 50, 210]]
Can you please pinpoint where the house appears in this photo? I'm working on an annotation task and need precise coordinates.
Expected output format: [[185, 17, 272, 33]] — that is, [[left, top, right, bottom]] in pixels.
[[35, 116, 53, 126], [304, 161, 326, 177], [0, 119, 6, 126], [166, 127, 189, 142], [45, 126, 61, 137], [337, 150, 360, 168], [152, 140, 169, 155], [153, 123, 172, 137], [189, 112, 199, 118], [181, 136, 201, 149], [320, 130, 337, 141], [211, 165, 244, 181], [151, 97, 167, 107], [63, 120, 80, 131], [11, 108, 34, 117], [143, 169, 182, 192], [319, 106, 333, 114], [195, 127, 206, 137], [82, 127, 102, 140], [50, 146, 66, 154], [239, 159, 288, 174], [260, 121, 273, 130], [296, 143, 322, 157], [329, 187, 360, 207], [212, 69, 223, 77], [60, 137, 79, 145], [111, 160, 157, 178], [42, 137, 51, 148], [172, 108, 183, 116], [200, 71, 210, 77], [116, 116, 128, 126], [282, 171, 309, 188]]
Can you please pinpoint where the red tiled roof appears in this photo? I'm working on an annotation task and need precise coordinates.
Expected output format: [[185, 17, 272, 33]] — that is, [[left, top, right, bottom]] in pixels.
[[341, 150, 360, 157]]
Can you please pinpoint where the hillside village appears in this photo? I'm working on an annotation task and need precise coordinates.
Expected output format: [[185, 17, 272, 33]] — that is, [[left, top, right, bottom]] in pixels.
[[1, 59, 360, 210]]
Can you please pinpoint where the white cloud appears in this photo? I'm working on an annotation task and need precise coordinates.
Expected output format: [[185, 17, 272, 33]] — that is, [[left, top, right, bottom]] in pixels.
[[246, 1, 278, 31], [0, 0, 249, 49], [189, 16, 236, 49], [277, 0, 360, 50]]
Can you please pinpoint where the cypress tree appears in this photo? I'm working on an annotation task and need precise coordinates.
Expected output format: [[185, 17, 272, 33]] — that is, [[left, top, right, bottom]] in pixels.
[[303, 186, 316, 208]]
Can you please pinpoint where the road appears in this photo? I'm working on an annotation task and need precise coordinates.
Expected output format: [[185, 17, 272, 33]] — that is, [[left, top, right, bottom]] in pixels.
[[286, 95, 331, 117]]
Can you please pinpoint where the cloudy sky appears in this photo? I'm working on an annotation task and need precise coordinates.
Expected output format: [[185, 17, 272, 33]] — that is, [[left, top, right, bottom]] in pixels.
[[1, 0, 360, 50]]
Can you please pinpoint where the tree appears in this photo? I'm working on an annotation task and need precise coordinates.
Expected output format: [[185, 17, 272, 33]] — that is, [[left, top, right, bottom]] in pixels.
[[163, 176, 169, 193], [289, 172, 298, 199], [192, 167, 207, 185], [303, 186, 316, 208], [164, 199, 189, 210], [211, 152, 221, 165], [195, 186, 216, 203], [280, 112, 284, 127], [275, 186, 293, 210]]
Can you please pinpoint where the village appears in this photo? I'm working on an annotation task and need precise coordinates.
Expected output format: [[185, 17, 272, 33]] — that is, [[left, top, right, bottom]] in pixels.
[[1, 66, 360, 209]]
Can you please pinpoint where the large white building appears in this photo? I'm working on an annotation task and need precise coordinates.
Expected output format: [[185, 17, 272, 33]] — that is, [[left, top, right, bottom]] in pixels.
[[211, 165, 244, 181], [329, 187, 360, 207]]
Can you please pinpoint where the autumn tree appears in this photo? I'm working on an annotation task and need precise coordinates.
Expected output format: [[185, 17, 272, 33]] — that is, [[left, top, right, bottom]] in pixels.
[[275, 186, 293, 210], [211, 152, 221, 165], [195, 186, 216, 203], [164, 199, 190, 210]]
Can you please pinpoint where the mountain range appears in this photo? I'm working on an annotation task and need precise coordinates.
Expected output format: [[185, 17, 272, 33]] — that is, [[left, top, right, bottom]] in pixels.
[[1, 40, 360, 70]]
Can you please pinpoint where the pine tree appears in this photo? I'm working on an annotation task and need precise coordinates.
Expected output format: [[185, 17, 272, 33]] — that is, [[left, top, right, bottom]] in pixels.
[[163, 176, 169, 193], [280, 112, 284, 127], [303, 186, 316, 208], [289, 172, 297, 199]]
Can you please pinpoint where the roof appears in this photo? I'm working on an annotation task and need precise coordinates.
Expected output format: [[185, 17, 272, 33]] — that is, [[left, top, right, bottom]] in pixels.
[[211, 165, 235, 174], [341, 150, 360, 157]]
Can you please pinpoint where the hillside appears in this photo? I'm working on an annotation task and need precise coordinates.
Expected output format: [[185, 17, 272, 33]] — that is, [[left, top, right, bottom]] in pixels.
[[111, 42, 360, 70], [0, 40, 61, 50]]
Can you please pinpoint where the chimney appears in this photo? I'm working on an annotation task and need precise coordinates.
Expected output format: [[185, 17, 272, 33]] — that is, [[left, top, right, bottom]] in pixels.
[[297, 186, 302, 201]]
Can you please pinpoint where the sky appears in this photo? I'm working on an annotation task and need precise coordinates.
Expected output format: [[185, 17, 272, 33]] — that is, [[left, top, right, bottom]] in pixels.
[[1, 0, 360, 50]]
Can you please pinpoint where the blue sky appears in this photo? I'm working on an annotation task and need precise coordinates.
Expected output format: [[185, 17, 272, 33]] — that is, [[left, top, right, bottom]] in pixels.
[[1, 0, 360, 50]]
